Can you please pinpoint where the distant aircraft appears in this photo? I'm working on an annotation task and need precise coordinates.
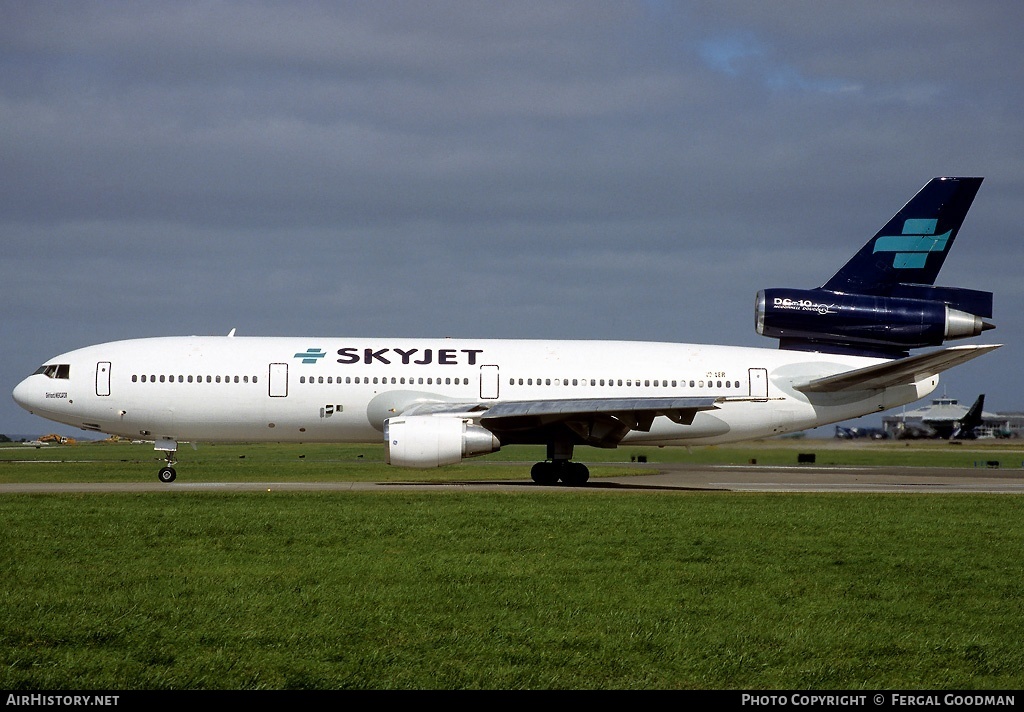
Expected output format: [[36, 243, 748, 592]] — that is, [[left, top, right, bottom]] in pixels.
[[834, 425, 887, 440], [890, 394, 989, 440], [13, 177, 999, 483], [923, 394, 987, 440]]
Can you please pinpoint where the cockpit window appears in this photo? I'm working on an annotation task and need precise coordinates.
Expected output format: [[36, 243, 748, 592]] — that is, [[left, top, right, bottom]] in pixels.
[[33, 364, 70, 379]]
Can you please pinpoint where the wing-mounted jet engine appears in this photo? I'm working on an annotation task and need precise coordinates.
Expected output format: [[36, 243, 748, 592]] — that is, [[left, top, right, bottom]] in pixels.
[[755, 177, 993, 357]]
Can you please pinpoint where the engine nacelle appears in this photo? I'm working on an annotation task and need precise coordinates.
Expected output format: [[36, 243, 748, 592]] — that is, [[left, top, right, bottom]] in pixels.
[[384, 415, 501, 468], [756, 288, 991, 356]]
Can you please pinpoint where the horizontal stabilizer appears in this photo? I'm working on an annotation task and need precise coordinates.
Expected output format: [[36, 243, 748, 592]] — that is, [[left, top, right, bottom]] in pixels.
[[794, 344, 1001, 393]]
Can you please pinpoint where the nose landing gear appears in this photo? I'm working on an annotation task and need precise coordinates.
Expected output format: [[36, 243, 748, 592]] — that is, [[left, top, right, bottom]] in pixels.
[[158, 462, 177, 483], [155, 437, 178, 483]]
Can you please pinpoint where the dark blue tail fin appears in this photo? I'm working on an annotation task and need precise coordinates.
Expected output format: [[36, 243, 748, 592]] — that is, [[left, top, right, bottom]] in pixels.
[[822, 177, 983, 295], [952, 394, 986, 440]]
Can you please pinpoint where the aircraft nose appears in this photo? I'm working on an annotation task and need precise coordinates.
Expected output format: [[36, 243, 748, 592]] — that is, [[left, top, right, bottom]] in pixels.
[[12, 377, 38, 413]]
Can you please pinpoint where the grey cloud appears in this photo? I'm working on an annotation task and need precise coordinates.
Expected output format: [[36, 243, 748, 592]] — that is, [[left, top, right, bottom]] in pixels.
[[3, 1, 1022, 436]]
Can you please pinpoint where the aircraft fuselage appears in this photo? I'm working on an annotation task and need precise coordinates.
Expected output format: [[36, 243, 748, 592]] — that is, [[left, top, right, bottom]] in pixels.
[[13, 335, 936, 447]]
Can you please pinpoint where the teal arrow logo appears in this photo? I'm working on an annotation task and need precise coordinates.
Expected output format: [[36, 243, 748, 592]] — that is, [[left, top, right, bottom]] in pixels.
[[294, 348, 326, 364], [873, 218, 951, 269]]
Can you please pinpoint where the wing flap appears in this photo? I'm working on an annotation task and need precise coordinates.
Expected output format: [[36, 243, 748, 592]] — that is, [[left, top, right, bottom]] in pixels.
[[794, 344, 1001, 394]]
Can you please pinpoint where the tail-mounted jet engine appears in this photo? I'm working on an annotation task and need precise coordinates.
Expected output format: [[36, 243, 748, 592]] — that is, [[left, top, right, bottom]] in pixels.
[[756, 286, 993, 357], [384, 415, 501, 468]]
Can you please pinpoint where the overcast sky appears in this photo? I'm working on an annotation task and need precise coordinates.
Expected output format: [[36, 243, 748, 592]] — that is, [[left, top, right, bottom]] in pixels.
[[3, 1, 1022, 439]]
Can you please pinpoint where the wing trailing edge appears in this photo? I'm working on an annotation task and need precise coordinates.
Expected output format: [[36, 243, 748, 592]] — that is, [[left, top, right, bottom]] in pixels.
[[402, 396, 719, 422], [478, 397, 719, 426]]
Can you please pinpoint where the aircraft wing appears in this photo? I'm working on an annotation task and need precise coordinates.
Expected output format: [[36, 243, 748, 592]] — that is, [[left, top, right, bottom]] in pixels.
[[794, 344, 1001, 394], [479, 397, 719, 425], [400, 396, 719, 447]]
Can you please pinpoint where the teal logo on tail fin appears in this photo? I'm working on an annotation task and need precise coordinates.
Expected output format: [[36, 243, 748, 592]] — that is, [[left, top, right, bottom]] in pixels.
[[872, 219, 952, 269]]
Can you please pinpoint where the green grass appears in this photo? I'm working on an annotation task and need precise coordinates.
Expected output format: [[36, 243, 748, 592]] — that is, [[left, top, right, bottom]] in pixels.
[[2, 440, 1024, 689], [2, 490, 1024, 689]]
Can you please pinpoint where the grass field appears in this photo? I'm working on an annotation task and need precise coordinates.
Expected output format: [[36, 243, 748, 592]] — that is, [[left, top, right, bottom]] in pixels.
[[2, 439, 1024, 690]]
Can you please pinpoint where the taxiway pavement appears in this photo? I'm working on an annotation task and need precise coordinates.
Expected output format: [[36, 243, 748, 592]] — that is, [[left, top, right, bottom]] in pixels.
[[3, 462, 1022, 494]]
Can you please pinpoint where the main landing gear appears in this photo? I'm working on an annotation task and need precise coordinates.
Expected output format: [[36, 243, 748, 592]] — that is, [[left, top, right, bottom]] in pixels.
[[530, 460, 590, 486], [530, 440, 590, 486], [155, 437, 178, 483]]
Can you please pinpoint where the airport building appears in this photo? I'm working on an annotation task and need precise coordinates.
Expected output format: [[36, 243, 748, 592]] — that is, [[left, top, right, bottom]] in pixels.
[[880, 396, 1024, 439]]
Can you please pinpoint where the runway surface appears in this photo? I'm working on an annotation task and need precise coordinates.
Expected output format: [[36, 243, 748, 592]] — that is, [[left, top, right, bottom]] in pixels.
[[3, 462, 1023, 493]]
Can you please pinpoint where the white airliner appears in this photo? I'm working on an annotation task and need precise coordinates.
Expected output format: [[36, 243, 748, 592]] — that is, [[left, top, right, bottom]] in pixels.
[[12, 178, 999, 484]]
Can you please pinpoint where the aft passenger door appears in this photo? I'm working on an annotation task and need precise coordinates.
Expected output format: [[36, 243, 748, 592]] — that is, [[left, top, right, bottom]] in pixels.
[[748, 368, 768, 400]]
